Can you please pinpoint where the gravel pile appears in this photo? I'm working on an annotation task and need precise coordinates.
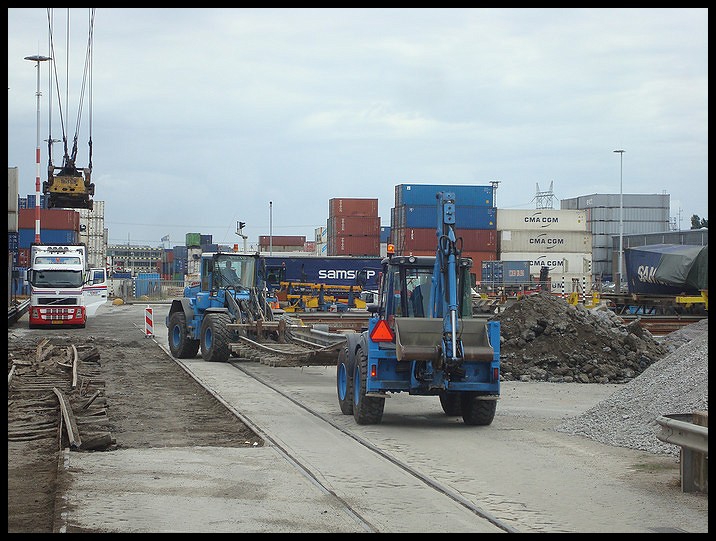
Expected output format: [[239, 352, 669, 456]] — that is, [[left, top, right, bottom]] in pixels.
[[555, 318, 708, 456]]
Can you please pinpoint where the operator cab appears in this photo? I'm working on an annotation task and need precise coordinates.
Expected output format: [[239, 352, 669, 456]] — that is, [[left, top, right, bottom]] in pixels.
[[201, 253, 260, 291], [376, 255, 474, 324]]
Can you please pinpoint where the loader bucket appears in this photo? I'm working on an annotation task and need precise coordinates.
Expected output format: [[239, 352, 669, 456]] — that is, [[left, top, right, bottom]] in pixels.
[[394, 316, 494, 362]]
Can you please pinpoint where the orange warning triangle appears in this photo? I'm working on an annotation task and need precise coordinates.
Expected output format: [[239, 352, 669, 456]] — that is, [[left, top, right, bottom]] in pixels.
[[370, 320, 394, 342]]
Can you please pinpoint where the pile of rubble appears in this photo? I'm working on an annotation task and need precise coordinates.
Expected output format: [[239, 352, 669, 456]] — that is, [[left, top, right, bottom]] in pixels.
[[491, 293, 668, 384]]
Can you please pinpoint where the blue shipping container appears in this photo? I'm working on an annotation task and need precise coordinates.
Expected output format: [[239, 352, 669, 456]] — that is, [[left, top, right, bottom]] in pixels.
[[379, 226, 391, 243], [395, 184, 494, 207], [135, 272, 161, 297], [18, 228, 78, 248], [625, 244, 707, 295], [262, 255, 383, 291], [395, 205, 496, 230], [8, 231, 19, 251], [481, 260, 531, 284], [18, 194, 48, 209], [173, 245, 188, 259]]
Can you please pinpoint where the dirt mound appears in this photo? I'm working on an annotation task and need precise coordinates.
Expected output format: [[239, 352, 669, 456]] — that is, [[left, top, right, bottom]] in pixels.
[[492, 293, 668, 383]]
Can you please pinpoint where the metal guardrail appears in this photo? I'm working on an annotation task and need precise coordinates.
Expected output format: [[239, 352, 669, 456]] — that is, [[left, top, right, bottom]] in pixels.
[[655, 413, 708, 493], [655, 414, 708, 454]]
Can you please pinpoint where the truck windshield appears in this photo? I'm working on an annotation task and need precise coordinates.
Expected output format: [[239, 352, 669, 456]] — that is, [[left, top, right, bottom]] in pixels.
[[30, 269, 84, 288]]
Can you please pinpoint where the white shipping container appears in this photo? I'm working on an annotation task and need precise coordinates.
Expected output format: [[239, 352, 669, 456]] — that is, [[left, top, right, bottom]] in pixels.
[[187, 247, 202, 275], [499, 251, 592, 275], [315, 226, 328, 244], [544, 273, 593, 294], [499, 230, 592, 253], [79, 215, 105, 236], [80, 234, 108, 269], [497, 209, 587, 231]]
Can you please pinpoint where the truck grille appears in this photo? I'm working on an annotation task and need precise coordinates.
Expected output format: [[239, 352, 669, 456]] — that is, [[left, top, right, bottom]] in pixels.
[[38, 297, 79, 306], [38, 307, 79, 319]]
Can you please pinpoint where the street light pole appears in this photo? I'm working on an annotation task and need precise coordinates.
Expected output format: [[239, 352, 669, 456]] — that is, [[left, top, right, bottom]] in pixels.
[[269, 201, 273, 256], [613, 149, 625, 293], [25, 54, 52, 245]]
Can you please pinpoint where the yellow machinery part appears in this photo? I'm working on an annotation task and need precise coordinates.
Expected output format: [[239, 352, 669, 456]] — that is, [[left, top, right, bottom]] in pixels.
[[47, 174, 86, 194], [284, 292, 367, 312], [675, 290, 708, 311]]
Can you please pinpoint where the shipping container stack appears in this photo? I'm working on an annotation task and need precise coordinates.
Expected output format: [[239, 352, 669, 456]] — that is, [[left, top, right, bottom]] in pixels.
[[186, 233, 202, 276], [326, 198, 381, 256], [496, 209, 592, 297], [390, 184, 498, 277], [18, 202, 81, 266], [9, 168, 21, 298]]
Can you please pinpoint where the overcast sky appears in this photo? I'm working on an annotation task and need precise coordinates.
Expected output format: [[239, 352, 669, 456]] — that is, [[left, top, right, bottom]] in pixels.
[[8, 8, 708, 248]]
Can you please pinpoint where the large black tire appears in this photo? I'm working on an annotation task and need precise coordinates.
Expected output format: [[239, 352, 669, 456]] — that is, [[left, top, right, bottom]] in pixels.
[[461, 393, 497, 426], [439, 390, 463, 416], [168, 311, 199, 358], [352, 346, 385, 425], [337, 345, 354, 415], [200, 313, 232, 362]]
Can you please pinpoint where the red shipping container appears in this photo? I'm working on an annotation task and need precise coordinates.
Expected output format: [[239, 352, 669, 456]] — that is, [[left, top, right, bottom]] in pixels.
[[461, 251, 498, 274], [258, 235, 306, 247], [18, 208, 80, 231], [328, 216, 381, 236], [328, 235, 380, 256], [329, 198, 378, 217], [392, 227, 496, 253]]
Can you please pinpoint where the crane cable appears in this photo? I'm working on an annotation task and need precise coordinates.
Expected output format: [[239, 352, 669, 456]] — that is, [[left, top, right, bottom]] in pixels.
[[45, 8, 95, 172]]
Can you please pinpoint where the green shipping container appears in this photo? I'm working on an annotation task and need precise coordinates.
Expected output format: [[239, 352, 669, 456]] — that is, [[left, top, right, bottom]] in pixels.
[[185, 232, 201, 247]]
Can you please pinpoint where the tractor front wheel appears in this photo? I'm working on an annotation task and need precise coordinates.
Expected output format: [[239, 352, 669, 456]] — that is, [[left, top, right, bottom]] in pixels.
[[168, 311, 199, 358], [200, 313, 232, 362]]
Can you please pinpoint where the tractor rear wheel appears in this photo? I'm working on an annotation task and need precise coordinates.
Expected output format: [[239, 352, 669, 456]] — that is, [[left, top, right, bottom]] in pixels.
[[337, 344, 354, 415], [200, 313, 231, 362], [352, 346, 384, 424], [168, 312, 199, 358], [461, 393, 497, 426]]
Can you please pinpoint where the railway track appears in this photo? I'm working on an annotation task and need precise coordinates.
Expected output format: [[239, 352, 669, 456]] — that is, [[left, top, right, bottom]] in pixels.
[[224, 359, 517, 533], [619, 315, 707, 336], [8, 336, 113, 532]]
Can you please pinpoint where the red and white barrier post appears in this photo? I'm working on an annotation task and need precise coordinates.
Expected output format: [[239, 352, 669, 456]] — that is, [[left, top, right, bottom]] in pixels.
[[144, 306, 154, 337]]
